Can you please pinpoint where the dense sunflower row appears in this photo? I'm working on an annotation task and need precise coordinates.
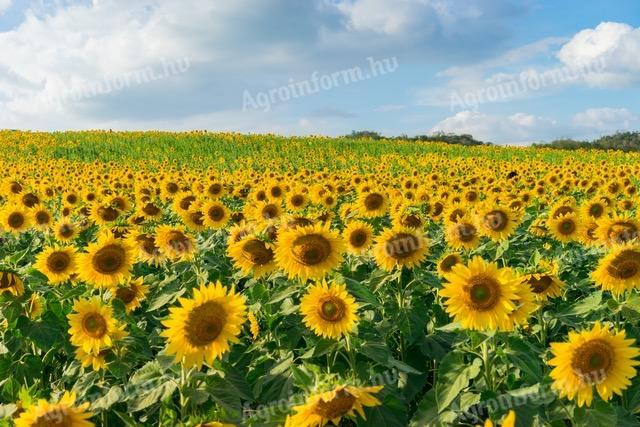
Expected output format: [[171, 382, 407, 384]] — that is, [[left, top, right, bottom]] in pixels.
[[1, 132, 640, 426]]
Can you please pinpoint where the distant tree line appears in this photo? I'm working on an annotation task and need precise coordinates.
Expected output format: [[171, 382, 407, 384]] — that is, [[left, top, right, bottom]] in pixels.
[[347, 130, 640, 152], [533, 132, 640, 152], [346, 131, 488, 146]]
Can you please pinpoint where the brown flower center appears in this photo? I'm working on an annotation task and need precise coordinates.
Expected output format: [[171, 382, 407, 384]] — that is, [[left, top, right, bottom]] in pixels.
[[58, 224, 74, 238], [466, 275, 501, 310], [33, 410, 73, 427], [527, 275, 553, 293], [7, 212, 25, 229], [290, 195, 305, 207], [185, 301, 227, 347], [35, 211, 50, 225], [484, 210, 508, 232], [607, 250, 640, 279], [291, 234, 332, 266], [207, 205, 225, 221], [313, 389, 356, 420], [46, 252, 71, 273], [318, 296, 347, 322], [572, 339, 613, 383], [116, 286, 137, 304], [552, 205, 573, 219], [364, 193, 384, 211], [385, 233, 420, 259], [261, 204, 279, 219], [82, 313, 107, 338], [167, 231, 193, 253], [98, 206, 119, 222], [439, 254, 459, 273], [241, 239, 274, 265], [92, 244, 126, 274], [454, 223, 477, 242], [589, 204, 604, 218], [558, 218, 576, 235], [607, 222, 639, 245], [349, 229, 369, 248], [142, 203, 161, 216]]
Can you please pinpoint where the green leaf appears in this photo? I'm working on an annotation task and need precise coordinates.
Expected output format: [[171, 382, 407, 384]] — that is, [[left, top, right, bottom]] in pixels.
[[91, 386, 125, 411], [505, 337, 543, 381], [573, 400, 617, 427], [435, 352, 482, 412]]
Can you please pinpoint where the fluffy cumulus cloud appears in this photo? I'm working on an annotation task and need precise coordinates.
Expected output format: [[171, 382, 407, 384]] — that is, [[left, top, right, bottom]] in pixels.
[[429, 110, 559, 144], [0, 0, 527, 131], [557, 22, 640, 87], [572, 107, 639, 132], [0, 0, 10, 15]]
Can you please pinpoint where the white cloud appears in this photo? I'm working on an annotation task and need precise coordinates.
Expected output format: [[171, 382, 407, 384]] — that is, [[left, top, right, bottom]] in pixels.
[[0, 0, 11, 15], [429, 110, 559, 144], [572, 107, 639, 132], [557, 22, 640, 87]]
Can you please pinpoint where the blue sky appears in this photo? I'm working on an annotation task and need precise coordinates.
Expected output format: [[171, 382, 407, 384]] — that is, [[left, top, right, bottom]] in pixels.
[[0, 0, 639, 144]]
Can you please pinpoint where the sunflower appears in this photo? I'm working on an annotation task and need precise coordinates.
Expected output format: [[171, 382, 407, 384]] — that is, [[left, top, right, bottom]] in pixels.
[[248, 311, 260, 340], [357, 190, 388, 218], [0, 205, 32, 234], [508, 281, 537, 327], [67, 297, 126, 354], [475, 202, 519, 241], [437, 252, 463, 277], [77, 231, 135, 289], [202, 200, 230, 229], [479, 410, 516, 427], [114, 277, 149, 312], [581, 197, 609, 221], [0, 270, 24, 296], [14, 391, 94, 427], [32, 207, 52, 231], [227, 235, 277, 278], [126, 231, 166, 265], [75, 347, 108, 371], [548, 321, 640, 407], [440, 257, 520, 331], [592, 244, 640, 295], [286, 191, 309, 211], [284, 384, 383, 427], [300, 281, 358, 339], [596, 214, 640, 247], [88, 202, 120, 225], [26, 293, 44, 319], [54, 219, 79, 242], [161, 282, 247, 368], [445, 214, 480, 250], [34, 246, 78, 285], [578, 219, 600, 247], [547, 212, 579, 243], [343, 221, 374, 255], [523, 260, 565, 300], [155, 225, 197, 261], [275, 223, 345, 281], [372, 226, 428, 271]]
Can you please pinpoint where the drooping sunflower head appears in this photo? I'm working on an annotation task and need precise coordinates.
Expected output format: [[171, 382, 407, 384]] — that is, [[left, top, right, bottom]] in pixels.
[[14, 391, 94, 427], [548, 321, 640, 407], [34, 246, 78, 285], [596, 214, 640, 247], [592, 244, 640, 295], [440, 256, 520, 331], [284, 384, 383, 427], [275, 223, 345, 281], [437, 252, 463, 277], [77, 232, 135, 289], [155, 225, 197, 261], [372, 226, 429, 271], [227, 235, 277, 278], [0, 270, 24, 296], [114, 277, 149, 313], [161, 282, 247, 368], [523, 260, 564, 300], [300, 281, 358, 339], [343, 221, 374, 255]]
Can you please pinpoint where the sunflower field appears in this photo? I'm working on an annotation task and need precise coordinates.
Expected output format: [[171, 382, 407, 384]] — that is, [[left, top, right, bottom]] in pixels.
[[1, 130, 640, 427]]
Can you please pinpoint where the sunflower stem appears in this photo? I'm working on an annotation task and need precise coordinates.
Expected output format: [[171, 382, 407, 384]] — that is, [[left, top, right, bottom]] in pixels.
[[537, 305, 547, 345], [481, 339, 494, 392]]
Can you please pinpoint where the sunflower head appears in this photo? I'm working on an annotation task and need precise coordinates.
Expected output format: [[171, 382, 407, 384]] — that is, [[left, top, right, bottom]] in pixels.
[[300, 281, 358, 339]]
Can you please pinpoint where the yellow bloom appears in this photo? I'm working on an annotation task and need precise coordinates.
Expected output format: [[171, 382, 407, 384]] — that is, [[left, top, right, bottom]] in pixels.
[[300, 281, 358, 339]]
